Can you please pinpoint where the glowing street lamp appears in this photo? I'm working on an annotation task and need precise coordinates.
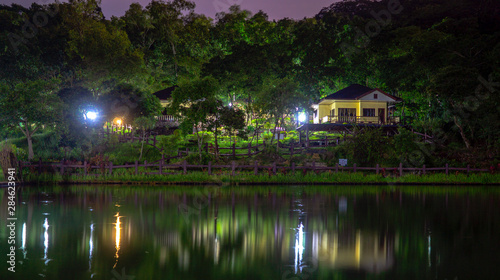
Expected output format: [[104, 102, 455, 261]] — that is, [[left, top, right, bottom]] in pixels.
[[298, 112, 306, 123], [85, 111, 98, 121]]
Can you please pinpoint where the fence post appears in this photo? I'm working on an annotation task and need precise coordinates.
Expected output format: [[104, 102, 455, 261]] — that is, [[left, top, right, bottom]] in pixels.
[[248, 142, 251, 155], [324, 136, 327, 146], [423, 164, 426, 175], [273, 162, 276, 175], [467, 164, 470, 174], [60, 159, 65, 175], [231, 161, 236, 176], [312, 161, 316, 172], [399, 162, 403, 177], [153, 135, 157, 147], [109, 161, 113, 176], [290, 141, 294, 157], [205, 142, 209, 153], [208, 161, 212, 175], [183, 160, 187, 175], [292, 162, 296, 173], [376, 164, 379, 175], [254, 161, 258, 175], [159, 158, 163, 175], [335, 163, 339, 173], [445, 163, 449, 175], [84, 161, 87, 176], [38, 158, 42, 174], [232, 143, 236, 158], [353, 163, 356, 173], [135, 160, 138, 175]]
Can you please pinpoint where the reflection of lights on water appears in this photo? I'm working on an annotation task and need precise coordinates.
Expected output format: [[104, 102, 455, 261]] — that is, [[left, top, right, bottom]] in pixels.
[[22, 223, 27, 259], [89, 223, 94, 271], [113, 212, 121, 268], [43, 218, 50, 265], [428, 233, 431, 268], [294, 222, 305, 273]]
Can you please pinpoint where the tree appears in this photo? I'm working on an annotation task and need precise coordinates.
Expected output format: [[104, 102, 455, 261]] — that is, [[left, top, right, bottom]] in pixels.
[[218, 106, 246, 145], [0, 80, 62, 160], [56, 86, 97, 146], [256, 78, 309, 146], [133, 116, 156, 161], [101, 83, 162, 124], [168, 76, 220, 161]]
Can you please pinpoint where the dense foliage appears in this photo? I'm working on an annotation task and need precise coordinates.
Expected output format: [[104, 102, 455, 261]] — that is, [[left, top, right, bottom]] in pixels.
[[0, 0, 498, 165]]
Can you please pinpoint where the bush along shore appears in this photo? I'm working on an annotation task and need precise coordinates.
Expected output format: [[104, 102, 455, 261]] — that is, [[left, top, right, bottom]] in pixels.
[[15, 171, 500, 186]]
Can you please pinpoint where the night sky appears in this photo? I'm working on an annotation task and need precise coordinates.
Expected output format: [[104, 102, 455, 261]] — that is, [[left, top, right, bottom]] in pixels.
[[4, 0, 339, 20]]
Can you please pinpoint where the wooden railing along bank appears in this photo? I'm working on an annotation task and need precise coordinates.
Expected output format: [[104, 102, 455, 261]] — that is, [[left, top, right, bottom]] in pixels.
[[17, 159, 492, 180]]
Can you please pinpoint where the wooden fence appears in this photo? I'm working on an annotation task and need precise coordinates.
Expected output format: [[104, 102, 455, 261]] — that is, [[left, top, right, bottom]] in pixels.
[[18, 159, 491, 180]]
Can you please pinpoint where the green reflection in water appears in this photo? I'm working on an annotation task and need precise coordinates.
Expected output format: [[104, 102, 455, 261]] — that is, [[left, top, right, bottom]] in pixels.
[[1, 185, 499, 280]]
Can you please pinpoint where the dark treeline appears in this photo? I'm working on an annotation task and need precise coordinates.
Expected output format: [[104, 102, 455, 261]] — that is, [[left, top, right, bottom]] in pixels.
[[0, 0, 499, 165]]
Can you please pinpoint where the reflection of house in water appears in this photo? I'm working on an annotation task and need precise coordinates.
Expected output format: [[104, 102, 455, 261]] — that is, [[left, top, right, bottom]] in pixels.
[[311, 230, 394, 273]]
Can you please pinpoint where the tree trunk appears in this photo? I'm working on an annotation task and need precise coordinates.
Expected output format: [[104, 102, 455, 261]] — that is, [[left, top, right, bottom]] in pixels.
[[27, 135, 34, 160], [139, 129, 146, 160], [170, 41, 177, 77], [270, 119, 278, 145], [195, 126, 204, 162], [453, 116, 471, 149], [19, 123, 37, 160]]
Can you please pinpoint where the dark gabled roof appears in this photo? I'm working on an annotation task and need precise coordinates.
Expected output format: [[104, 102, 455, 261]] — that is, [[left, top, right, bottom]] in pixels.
[[317, 84, 402, 102], [322, 84, 373, 100], [152, 85, 178, 100]]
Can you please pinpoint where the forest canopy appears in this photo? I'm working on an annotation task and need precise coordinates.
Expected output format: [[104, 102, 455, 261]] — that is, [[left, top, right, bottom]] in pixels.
[[0, 0, 499, 162]]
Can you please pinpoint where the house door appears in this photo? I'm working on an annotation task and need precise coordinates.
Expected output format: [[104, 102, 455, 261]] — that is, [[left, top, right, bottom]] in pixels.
[[378, 108, 385, 124]]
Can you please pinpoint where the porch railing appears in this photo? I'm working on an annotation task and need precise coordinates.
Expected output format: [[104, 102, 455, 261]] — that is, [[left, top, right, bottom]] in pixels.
[[320, 116, 400, 124]]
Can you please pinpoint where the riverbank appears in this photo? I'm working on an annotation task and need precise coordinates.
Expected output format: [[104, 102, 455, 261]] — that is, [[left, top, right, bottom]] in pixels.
[[10, 171, 500, 186]]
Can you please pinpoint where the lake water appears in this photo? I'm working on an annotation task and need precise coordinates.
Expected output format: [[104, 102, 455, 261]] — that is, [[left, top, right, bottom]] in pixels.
[[1, 185, 499, 280]]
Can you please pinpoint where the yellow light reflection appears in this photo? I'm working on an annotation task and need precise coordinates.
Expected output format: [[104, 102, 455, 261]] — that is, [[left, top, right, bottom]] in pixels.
[[355, 230, 361, 268], [113, 212, 121, 268]]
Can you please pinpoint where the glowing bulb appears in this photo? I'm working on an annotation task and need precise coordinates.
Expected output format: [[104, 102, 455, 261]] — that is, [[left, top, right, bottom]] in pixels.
[[116, 119, 122, 125], [86, 111, 97, 120], [298, 112, 306, 123]]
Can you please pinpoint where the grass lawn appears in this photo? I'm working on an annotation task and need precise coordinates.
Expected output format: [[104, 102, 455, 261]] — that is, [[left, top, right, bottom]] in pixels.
[[19, 171, 500, 185]]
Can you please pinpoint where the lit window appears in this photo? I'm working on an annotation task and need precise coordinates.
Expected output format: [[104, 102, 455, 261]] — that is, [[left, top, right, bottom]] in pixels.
[[363, 108, 375, 116]]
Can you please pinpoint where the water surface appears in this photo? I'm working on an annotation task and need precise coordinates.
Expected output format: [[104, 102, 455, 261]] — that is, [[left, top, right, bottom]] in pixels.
[[1, 185, 499, 280]]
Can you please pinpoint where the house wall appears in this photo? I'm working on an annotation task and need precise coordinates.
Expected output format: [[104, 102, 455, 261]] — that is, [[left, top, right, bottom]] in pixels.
[[314, 100, 389, 123], [359, 101, 387, 122], [359, 90, 396, 102], [318, 104, 332, 123]]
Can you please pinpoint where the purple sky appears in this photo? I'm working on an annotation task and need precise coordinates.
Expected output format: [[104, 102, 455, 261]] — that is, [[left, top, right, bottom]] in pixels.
[[4, 0, 338, 20]]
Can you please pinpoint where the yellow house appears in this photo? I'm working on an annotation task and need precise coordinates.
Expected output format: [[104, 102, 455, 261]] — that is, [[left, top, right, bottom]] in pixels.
[[312, 84, 402, 124]]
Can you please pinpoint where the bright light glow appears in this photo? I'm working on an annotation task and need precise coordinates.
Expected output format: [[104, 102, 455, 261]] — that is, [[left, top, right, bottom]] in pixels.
[[86, 111, 97, 120], [295, 222, 305, 273], [298, 112, 306, 123], [22, 223, 27, 259], [43, 218, 50, 265], [89, 223, 94, 271], [116, 119, 122, 125], [114, 212, 121, 268]]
